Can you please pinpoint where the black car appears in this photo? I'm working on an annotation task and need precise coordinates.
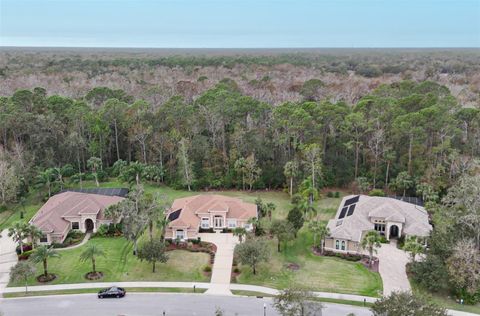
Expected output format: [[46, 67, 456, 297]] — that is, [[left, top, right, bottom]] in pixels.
[[98, 286, 126, 298]]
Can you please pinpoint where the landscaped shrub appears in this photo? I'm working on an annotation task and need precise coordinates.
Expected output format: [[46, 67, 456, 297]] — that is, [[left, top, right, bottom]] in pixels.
[[233, 267, 240, 273], [369, 189, 386, 197], [379, 235, 388, 243], [16, 243, 32, 254], [199, 228, 214, 233], [18, 249, 34, 260], [322, 250, 363, 262], [334, 192, 340, 198], [326, 191, 334, 198], [203, 265, 212, 273]]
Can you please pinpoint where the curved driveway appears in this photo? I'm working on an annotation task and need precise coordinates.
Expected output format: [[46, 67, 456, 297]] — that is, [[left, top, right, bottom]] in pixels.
[[376, 240, 411, 296]]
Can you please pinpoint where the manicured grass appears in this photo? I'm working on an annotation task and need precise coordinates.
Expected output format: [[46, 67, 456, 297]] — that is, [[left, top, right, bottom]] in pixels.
[[4, 287, 206, 298], [8, 237, 210, 287], [235, 229, 383, 297]]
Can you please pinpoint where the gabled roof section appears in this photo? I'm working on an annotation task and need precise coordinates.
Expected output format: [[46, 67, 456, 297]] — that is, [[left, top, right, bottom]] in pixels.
[[327, 195, 432, 242], [30, 191, 124, 234], [167, 194, 257, 228]]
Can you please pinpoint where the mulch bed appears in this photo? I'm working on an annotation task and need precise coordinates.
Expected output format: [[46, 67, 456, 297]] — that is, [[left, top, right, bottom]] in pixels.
[[286, 263, 300, 271], [36, 274, 56, 283], [85, 271, 104, 280], [360, 258, 379, 272]]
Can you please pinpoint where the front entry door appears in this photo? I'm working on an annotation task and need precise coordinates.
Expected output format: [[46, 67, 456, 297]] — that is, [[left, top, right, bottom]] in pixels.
[[214, 216, 223, 228]]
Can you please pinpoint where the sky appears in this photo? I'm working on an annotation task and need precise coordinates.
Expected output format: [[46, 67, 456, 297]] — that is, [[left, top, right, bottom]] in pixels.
[[0, 0, 479, 48]]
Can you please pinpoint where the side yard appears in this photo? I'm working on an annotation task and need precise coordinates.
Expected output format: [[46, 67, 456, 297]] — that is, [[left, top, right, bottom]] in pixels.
[[234, 230, 382, 297]]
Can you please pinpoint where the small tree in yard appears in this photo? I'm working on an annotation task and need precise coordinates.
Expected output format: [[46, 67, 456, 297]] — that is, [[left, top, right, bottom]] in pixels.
[[371, 291, 448, 316], [234, 238, 269, 275], [30, 245, 60, 279], [137, 239, 169, 272], [80, 244, 105, 277], [273, 286, 324, 316], [308, 221, 329, 254], [270, 220, 295, 252], [233, 227, 247, 242], [10, 261, 36, 294], [25, 224, 43, 250], [287, 206, 304, 238], [361, 231, 382, 267], [8, 222, 28, 254], [403, 236, 424, 263]]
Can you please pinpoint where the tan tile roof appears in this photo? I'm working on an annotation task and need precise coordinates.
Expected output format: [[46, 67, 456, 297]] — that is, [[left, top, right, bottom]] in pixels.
[[167, 194, 257, 229], [30, 191, 124, 234], [327, 195, 432, 242]]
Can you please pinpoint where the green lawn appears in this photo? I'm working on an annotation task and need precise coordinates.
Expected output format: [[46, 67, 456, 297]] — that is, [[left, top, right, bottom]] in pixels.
[[8, 237, 210, 287], [235, 229, 382, 297]]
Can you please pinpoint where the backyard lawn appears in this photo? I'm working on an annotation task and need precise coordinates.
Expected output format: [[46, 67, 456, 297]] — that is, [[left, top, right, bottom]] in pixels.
[[9, 237, 210, 287]]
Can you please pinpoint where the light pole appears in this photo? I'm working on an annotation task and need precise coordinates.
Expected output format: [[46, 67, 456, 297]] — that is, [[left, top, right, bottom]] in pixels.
[[263, 303, 266, 316]]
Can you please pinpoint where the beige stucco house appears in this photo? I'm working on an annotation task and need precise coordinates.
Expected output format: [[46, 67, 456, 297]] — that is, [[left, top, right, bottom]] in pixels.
[[325, 195, 432, 254], [165, 194, 257, 240], [30, 191, 125, 245]]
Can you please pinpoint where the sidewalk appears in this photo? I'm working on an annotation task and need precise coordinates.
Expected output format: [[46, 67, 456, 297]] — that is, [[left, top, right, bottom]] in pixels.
[[57, 233, 91, 252]]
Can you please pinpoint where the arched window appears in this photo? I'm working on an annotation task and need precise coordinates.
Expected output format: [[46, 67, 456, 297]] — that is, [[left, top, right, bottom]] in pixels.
[[341, 241, 346, 251], [335, 240, 340, 249]]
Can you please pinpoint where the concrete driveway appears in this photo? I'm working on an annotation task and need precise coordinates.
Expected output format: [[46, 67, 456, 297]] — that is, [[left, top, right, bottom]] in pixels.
[[198, 233, 239, 296], [376, 240, 411, 295], [0, 229, 18, 296]]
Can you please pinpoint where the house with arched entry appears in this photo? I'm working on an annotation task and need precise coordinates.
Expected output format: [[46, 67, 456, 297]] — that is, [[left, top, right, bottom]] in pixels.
[[324, 195, 432, 254], [30, 190, 126, 245], [165, 195, 257, 241]]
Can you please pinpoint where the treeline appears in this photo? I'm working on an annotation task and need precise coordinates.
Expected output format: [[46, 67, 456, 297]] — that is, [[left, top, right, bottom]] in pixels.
[[0, 79, 479, 203]]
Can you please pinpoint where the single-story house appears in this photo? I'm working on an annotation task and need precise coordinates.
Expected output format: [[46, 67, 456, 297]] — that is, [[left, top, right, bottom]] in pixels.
[[325, 195, 432, 254], [30, 190, 125, 245], [165, 194, 257, 240]]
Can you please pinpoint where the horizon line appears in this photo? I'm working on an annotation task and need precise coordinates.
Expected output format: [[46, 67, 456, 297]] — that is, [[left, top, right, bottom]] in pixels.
[[1, 46, 480, 50]]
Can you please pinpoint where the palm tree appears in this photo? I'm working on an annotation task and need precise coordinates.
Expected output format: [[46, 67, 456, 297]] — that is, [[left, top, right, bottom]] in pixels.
[[25, 224, 43, 249], [299, 177, 318, 206], [403, 236, 424, 263], [79, 244, 105, 274], [297, 197, 317, 221], [35, 168, 54, 197], [233, 227, 247, 242], [8, 222, 28, 254], [283, 160, 299, 197], [156, 217, 170, 243], [87, 157, 102, 187], [308, 220, 329, 254], [361, 231, 382, 267], [30, 245, 60, 277]]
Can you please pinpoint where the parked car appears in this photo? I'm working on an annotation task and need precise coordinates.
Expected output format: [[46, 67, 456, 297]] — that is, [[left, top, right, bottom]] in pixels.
[[97, 286, 126, 298]]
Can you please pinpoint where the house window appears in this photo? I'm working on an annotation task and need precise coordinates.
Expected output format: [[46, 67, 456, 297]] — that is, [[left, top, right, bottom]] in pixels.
[[228, 219, 236, 228], [201, 218, 209, 229], [40, 235, 48, 243], [374, 223, 385, 232], [335, 240, 340, 250], [175, 230, 185, 240], [341, 241, 346, 251], [72, 222, 79, 229]]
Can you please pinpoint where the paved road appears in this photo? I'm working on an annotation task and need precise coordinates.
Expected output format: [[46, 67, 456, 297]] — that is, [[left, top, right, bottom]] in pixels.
[[0, 293, 373, 316]]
